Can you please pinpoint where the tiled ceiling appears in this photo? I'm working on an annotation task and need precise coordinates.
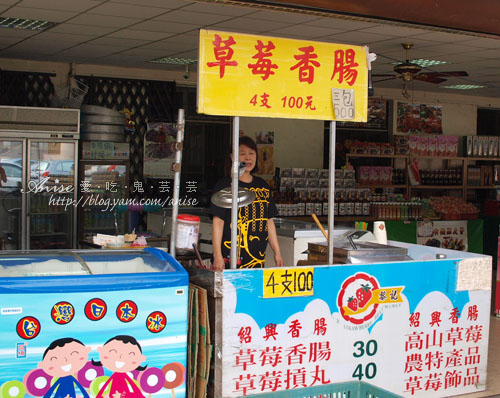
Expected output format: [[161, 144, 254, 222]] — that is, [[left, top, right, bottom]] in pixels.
[[1, 0, 500, 98]]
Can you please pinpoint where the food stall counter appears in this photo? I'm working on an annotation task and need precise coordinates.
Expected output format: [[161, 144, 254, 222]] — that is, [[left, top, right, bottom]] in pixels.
[[187, 241, 491, 398]]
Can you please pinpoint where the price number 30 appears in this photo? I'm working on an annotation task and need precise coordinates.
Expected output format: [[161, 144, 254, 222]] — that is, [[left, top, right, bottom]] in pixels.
[[352, 340, 378, 380]]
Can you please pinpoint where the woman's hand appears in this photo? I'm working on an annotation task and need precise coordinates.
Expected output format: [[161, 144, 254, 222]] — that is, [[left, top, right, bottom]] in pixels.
[[212, 216, 225, 271], [274, 252, 284, 267], [267, 218, 283, 267], [212, 255, 225, 271]]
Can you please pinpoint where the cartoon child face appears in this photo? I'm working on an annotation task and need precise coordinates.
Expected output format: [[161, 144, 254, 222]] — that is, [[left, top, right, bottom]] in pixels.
[[39, 341, 91, 377], [97, 339, 146, 373]]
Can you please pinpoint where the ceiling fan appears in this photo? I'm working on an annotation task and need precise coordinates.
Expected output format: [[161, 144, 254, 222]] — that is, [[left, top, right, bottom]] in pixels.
[[373, 43, 468, 85]]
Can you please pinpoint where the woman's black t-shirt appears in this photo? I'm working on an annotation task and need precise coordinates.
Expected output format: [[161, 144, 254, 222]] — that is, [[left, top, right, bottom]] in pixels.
[[211, 176, 278, 268]]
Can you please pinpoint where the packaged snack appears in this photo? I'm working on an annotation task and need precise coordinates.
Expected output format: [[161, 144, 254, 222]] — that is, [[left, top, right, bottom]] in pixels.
[[306, 178, 319, 188], [465, 136, 473, 157], [417, 136, 429, 156], [437, 136, 447, 157], [306, 168, 319, 178], [428, 136, 438, 157], [367, 143, 380, 155], [343, 169, 355, 180], [394, 135, 409, 146], [480, 136, 489, 157], [319, 169, 330, 179], [276, 167, 292, 177], [379, 167, 393, 185], [489, 136, 498, 158], [369, 166, 380, 185], [380, 143, 394, 155], [279, 177, 293, 189], [409, 135, 419, 155], [319, 178, 329, 188], [293, 177, 306, 188], [343, 179, 356, 188], [358, 166, 371, 185], [446, 136, 458, 157], [292, 168, 305, 178], [395, 146, 409, 155], [472, 136, 480, 157]]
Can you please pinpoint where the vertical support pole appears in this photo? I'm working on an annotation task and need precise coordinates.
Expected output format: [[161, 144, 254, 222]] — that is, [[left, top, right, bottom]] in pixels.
[[170, 109, 185, 257], [328, 121, 336, 264], [230, 117, 240, 269]]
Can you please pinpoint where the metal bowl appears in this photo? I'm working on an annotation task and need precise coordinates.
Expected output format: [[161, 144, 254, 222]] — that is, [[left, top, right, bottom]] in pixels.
[[211, 187, 255, 208]]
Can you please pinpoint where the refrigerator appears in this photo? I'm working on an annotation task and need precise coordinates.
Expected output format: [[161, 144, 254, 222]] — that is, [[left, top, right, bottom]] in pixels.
[[0, 247, 188, 398], [79, 141, 130, 241], [0, 106, 79, 250]]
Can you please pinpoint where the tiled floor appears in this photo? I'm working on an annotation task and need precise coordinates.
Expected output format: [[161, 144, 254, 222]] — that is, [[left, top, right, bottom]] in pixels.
[[460, 316, 500, 398]]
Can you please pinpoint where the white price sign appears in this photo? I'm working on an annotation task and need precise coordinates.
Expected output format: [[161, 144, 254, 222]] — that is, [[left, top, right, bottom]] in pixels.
[[332, 88, 355, 120]]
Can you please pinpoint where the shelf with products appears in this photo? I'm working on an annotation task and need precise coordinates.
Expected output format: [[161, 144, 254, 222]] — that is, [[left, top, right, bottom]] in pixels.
[[410, 185, 464, 190], [31, 232, 67, 237], [466, 185, 500, 190], [345, 153, 409, 160], [356, 184, 407, 189], [345, 152, 500, 200]]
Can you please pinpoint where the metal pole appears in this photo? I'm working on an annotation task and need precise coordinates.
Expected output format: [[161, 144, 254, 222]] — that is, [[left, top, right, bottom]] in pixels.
[[328, 121, 336, 264], [230, 117, 240, 269], [170, 109, 185, 257]]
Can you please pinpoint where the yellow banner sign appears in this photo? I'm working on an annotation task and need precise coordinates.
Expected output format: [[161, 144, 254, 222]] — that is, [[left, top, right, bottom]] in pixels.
[[263, 267, 314, 298], [198, 29, 368, 121]]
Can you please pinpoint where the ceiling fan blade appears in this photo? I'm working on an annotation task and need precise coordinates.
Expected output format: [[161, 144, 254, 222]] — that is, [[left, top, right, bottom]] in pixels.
[[374, 77, 399, 83], [372, 74, 397, 77], [423, 71, 468, 77], [415, 74, 447, 84]]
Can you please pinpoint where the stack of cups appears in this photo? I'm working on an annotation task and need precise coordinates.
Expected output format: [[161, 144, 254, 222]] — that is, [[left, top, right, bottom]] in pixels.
[[373, 221, 387, 245]]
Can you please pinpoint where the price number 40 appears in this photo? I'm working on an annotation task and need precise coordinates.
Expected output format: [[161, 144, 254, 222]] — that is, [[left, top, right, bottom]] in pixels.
[[352, 340, 377, 380]]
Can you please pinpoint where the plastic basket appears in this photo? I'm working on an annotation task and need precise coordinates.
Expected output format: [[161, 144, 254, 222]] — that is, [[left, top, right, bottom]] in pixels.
[[241, 381, 403, 398], [51, 77, 88, 109]]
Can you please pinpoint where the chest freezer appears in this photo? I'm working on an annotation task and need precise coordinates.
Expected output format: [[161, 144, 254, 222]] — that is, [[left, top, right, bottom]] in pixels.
[[0, 248, 188, 398]]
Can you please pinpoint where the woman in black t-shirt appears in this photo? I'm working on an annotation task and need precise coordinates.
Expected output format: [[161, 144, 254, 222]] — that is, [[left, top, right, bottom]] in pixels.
[[211, 136, 283, 270]]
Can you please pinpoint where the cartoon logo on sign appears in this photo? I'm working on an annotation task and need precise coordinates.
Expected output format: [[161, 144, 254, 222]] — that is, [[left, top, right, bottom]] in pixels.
[[337, 272, 404, 325], [51, 301, 75, 324], [85, 298, 107, 321], [16, 316, 41, 339], [116, 300, 138, 323], [147, 311, 167, 333]]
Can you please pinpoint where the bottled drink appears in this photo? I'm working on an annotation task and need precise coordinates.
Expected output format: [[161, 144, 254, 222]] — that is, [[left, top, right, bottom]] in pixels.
[[354, 190, 363, 216], [314, 191, 323, 216], [333, 191, 338, 216], [338, 191, 346, 216], [323, 192, 329, 216], [297, 191, 306, 216], [344, 190, 351, 216], [305, 192, 314, 216], [362, 190, 371, 217]]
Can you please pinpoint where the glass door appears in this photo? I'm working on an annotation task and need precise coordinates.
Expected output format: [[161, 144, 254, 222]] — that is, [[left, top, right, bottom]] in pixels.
[[29, 140, 77, 249], [80, 162, 129, 242], [0, 140, 24, 249]]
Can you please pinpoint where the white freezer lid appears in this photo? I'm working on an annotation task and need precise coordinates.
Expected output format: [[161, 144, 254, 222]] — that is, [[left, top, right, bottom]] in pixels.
[[0, 249, 180, 277]]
